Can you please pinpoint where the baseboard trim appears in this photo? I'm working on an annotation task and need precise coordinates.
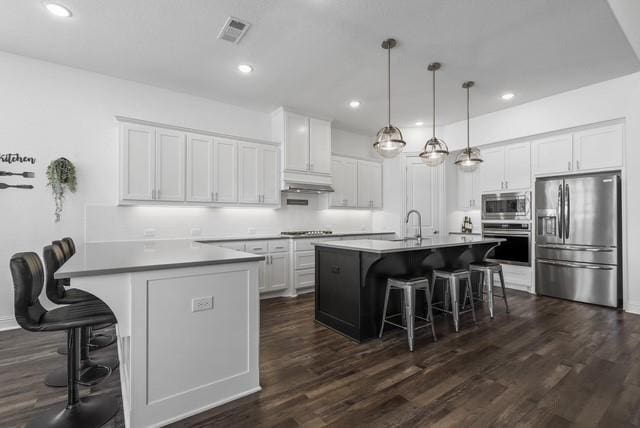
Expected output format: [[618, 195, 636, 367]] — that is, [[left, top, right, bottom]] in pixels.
[[625, 302, 640, 315], [0, 315, 18, 332]]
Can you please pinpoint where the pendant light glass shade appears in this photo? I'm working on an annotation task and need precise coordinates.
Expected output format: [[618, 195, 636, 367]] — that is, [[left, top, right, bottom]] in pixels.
[[454, 81, 483, 172], [420, 62, 449, 166], [374, 38, 406, 158]]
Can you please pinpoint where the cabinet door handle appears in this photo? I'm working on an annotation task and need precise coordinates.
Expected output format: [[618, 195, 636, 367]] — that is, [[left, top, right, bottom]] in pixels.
[[576, 160, 580, 170], [505, 181, 508, 189], [500, 181, 504, 190], [310, 163, 314, 171], [152, 189, 155, 200], [331, 266, 341, 274], [568, 161, 571, 171]]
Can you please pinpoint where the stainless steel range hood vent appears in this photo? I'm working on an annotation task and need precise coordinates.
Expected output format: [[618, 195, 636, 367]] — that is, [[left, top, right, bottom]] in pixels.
[[282, 183, 334, 194]]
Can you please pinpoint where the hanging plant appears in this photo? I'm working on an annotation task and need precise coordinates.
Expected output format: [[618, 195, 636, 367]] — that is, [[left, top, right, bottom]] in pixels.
[[46, 157, 77, 222]]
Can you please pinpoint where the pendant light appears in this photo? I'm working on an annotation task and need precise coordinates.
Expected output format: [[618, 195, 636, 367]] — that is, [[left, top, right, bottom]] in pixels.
[[455, 81, 483, 171], [419, 62, 449, 166], [373, 38, 406, 158]]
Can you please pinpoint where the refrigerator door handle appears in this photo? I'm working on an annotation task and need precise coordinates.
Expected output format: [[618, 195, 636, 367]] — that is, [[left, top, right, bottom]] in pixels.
[[564, 183, 570, 240], [557, 184, 563, 239], [537, 244, 614, 252], [537, 259, 614, 271]]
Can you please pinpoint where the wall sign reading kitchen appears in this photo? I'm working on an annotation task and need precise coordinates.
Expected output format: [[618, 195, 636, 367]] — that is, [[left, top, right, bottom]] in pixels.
[[0, 152, 36, 191]]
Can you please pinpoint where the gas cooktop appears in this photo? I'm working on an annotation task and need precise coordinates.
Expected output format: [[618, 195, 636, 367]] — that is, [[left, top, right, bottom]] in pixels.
[[280, 230, 333, 236]]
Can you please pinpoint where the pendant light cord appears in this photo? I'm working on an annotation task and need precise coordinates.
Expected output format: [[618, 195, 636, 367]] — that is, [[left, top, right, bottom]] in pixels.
[[466, 85, 470, 152], [432, 68, 436, 139], [387, 46, 391, 127]]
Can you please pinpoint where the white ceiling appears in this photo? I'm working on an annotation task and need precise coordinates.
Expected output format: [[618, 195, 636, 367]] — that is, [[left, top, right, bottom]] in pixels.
[[1, 0, 638, 135]]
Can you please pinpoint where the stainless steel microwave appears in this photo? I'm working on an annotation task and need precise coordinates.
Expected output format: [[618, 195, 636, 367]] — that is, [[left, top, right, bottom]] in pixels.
[[481, 192, 531, 221]]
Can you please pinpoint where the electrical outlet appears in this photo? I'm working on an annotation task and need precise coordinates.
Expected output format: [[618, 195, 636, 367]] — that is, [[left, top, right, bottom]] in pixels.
[[191, 228, 202, 236], [143, 228, 156, 237], [192, 296, 214, 313], [247, 227, 256, 235]]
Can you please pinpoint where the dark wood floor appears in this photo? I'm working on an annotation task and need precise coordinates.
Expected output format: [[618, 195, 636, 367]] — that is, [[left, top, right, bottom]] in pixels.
[[2, 291, 640, 428]]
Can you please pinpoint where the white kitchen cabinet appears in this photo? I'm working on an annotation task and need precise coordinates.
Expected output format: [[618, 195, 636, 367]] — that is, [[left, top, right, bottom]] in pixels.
[[283, 111, 309, 172], [478, 146, 505, 193], [532, 134, 573, 175], [573, 124, 623, 172], [121, 123, 155, 201], [295, 269, 315, 290], [155, 128, 186, 201], [504, 142, 531, 190], [186, 133, 213, 202], [272, 108, 332, 184], [309, 118, 332, 174], [357, 160, 383, 208], [213, 138, 238, 203], [265, 253, 289, 291], [329, 156, 358, 207], [478, 142, 530, 192], [237, 142, 261, 204], [456, 168, 480, 209], [237, 142, 280, 205]]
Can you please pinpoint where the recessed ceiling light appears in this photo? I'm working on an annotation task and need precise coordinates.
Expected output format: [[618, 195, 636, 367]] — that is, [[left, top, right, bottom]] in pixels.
[[501, 92, 515, 100], [44, 2, 72, 17], [237, 64, 253, 74], [349, 100, 361, 109], [415, 121, 424, 126]]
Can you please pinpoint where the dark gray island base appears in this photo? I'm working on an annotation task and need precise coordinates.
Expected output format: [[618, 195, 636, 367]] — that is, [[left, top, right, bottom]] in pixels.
[[314, 237, 504, 342]]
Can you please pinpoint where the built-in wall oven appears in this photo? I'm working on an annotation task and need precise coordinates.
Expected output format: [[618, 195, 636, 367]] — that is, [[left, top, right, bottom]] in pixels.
[[482, 192, 531, 221], [482, 222, 531, 266]]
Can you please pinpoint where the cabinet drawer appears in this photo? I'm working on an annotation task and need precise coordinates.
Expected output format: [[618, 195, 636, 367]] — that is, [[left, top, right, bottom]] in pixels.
[[295, 250, 315, 269], [268, 240, 289, 253], [217, 241, 246, 251], [295, 268, 315, 289], [294, 239, 315, 252], [245, 240, 269, 254]]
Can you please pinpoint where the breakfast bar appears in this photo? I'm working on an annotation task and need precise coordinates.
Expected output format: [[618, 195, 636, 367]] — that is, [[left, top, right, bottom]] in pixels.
[[313, 236, 504, 342], [55, 240, 264, 428]]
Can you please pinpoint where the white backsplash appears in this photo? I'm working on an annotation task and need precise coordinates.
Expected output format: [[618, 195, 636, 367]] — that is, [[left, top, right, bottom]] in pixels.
[[85, 197, 378, 242], [448, 209, 482, 234]]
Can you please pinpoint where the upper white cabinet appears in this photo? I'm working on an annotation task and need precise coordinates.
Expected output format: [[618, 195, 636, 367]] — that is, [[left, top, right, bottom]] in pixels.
[[532, 124, 623, 176], [121, 123, 155, 201], [272, 108, 332, 184], [238, 142, 280, 205], [186, 133, 214, 202], [532, 134, 573, 175], [329, 156, 358, 207], [213, 138, 238, 203], [120, 119, 279, 207], [357, 160, 383, 208], [479, 142, 531, 192], [573, 124, 623, 172], [308, 118, 332, 174], [456, 168, 480, 209]]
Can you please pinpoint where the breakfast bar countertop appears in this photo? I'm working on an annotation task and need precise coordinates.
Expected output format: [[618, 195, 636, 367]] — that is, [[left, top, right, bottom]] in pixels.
[[313, 235, 504, 254], [55, 240, 264, 279]]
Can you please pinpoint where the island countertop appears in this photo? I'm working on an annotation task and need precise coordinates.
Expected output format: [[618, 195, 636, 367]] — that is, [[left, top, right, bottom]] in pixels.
[[55, 240, 265, 279], [313, 235, 504, 254]]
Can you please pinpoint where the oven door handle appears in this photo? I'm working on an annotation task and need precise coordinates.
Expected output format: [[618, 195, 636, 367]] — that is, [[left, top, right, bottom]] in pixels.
[[483, 231, 531, 237]]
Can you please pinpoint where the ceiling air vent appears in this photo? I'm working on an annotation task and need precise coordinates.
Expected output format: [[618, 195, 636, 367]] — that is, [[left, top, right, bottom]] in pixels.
[[218, 16, 251, 44]]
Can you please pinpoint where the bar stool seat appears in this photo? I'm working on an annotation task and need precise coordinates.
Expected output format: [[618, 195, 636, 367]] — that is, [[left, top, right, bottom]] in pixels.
[[10, 252, 119, 428], [379, 275, 437, 351], [432, 268, 477, 332], [469, 261, 510, 319]]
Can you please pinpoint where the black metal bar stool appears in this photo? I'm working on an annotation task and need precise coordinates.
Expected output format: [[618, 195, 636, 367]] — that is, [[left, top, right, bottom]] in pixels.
[[43, 244, 119, 387], [431, 268, 477, 332], [52, 239, 116, 354], [379, 276, 437, 351], [10, 252, 119, 428], [469, 261, 510, 318]]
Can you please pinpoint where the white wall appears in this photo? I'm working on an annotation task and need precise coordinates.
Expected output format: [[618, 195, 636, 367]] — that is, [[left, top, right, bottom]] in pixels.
[[0, 52, 377, 330], [331, 128, 377, 160]]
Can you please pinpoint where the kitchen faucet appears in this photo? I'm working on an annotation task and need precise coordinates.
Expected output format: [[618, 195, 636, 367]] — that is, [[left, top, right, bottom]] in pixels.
[[405, 209, 422, 243]]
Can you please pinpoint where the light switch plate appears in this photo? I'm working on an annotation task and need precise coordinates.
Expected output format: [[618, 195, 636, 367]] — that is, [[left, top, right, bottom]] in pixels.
[[191, 228, 202, 236], [192, 296, 214, 313], [143, 228, 156, 237], [247, 227, 256, 235]]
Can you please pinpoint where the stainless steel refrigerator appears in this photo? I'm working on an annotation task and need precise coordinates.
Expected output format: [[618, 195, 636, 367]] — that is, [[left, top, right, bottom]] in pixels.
[[535, 172, 621, 308]]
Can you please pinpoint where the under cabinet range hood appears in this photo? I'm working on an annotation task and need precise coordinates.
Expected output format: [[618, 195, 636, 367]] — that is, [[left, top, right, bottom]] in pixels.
[[282, 182, 334, 194]]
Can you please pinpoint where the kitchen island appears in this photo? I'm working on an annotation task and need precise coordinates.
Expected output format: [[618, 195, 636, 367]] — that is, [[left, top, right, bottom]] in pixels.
[[313, 236, 504, 342], [56, 240, 264, 428]]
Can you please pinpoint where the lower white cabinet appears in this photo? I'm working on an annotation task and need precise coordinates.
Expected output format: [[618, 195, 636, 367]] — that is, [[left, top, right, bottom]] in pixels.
[[238, 240, 289, 293], [295, 269, 315, 290], [264, 253, 289, 292]]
